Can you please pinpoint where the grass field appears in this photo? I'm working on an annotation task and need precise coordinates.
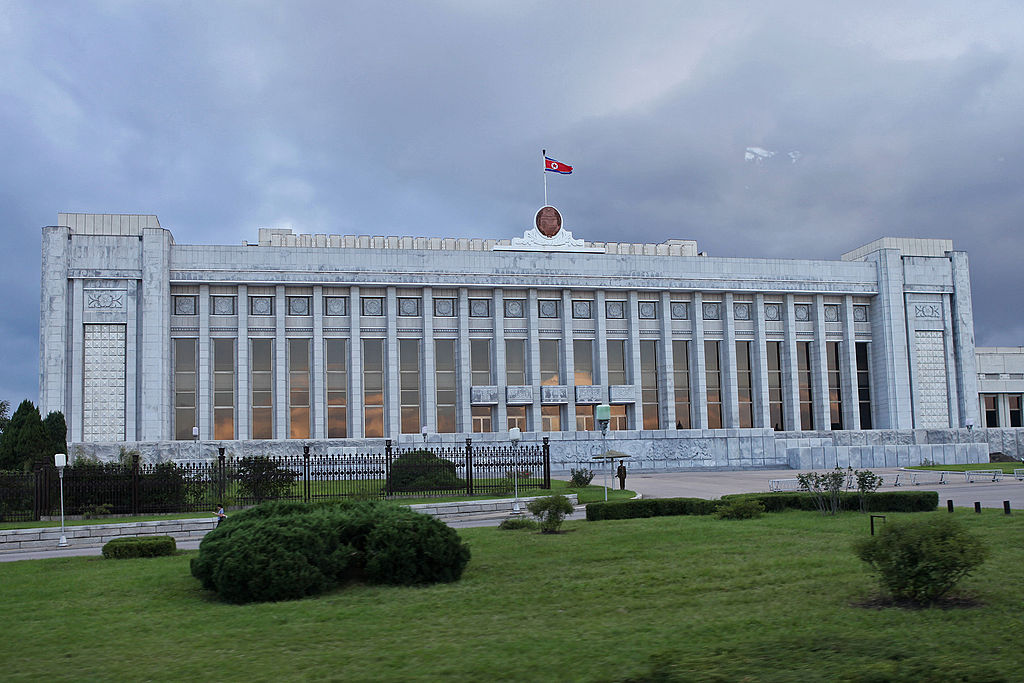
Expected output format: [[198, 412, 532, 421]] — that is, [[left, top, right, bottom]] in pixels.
[[3, 509, 1022, 682], [909, 462, 1023, 474]]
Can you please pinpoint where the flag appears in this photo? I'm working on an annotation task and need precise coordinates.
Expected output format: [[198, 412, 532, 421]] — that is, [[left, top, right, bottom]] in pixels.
[[544, 156, 573, 174]]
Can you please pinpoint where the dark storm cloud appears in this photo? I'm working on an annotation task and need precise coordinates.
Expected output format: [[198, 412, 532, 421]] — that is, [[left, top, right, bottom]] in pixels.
[[1, 0, 1022, 403]]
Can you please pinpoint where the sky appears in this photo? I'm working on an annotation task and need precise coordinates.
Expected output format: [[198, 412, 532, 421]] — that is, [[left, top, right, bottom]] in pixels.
[[2, 1, 1024, 406]]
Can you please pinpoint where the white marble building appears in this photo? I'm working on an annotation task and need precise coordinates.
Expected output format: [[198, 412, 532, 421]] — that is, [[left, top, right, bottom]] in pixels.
[[41, 211, 1020, 468]]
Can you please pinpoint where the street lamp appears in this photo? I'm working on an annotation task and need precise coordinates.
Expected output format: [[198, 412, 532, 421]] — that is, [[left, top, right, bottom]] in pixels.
[[54, 453, 68, 547], [192, 425, 200, 458], [965, 419, 974, 434], [509, 427, 522, 512], [595, 404, 611, 501], [421, 427, 429, 444]]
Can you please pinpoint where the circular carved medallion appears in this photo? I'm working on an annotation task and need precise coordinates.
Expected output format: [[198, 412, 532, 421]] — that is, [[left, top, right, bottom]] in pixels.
[[535, 206, 562, 238]]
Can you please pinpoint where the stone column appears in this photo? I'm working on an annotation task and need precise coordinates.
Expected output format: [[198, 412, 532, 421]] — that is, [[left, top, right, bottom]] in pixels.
[[493, 288, 507, 433], [752, 294, 771, 428], [458, 288, 471, 433], [70, 278, 84, 442], [140, 226, 172, 441], [385, 287, 400, 441], [198, 284, 211, 439], [627, 291, 642, 428], [659, 291, 676, 430], [312, 285, 325, 439], [561, 289, 575, 429], [39, 226, 70, 420], [840, 296, 860, 430], [812, 295, 831, 430], [949, 251, 979, 428], [691, 292, 708, 429], [722, 293, 739, 428], [866, 249, 913, 429], [527, 288, 542, 431], [274, 285, 287, 439], [595, 290, 609, 389], [125, 279, 138, 441], [236, 285, 249, 440], [348, 286, 363, 439], [942, 295, 961, 428], [421, 287, 437, 434], [782, 294, 801, 431]]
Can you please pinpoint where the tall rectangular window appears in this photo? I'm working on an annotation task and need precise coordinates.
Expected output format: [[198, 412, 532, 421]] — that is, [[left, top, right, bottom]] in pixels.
[[435, 340, 456, 433], [507, 405, 529, 431], [981, 394, 999, 428], [573, 339, 594, 385], [855, 342, 872, 430], [542, 405, 561, 431], [540, 339, 560, 385], [609, 404, 628, 430], [250, 339, 273, 439], [470, 339, 491, 386], [797, 341, 814, 430], [363, 339, 385, 437], [472, 406, 493, 432], [640, 340, 659, 429], [607, 340, 627, 385], [736, 341, 753, 428], [1010, 395, 1022, 428], [672, 341, 690, 429], [767, 341, 785, 430], [213, 339, 235, 440], [174, 338, 197, 440], [505, 339, 526, 385], [827, 341, 843, 430], [288, 339, 311, 439], [705, 341, 722, 429], [576, 404, 594, 431], [325, 339, 347, 438], [399, 339, 421, 434]]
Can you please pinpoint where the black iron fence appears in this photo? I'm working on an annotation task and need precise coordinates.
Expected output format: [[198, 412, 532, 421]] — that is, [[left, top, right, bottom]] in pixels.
[[0, 438, 550, 522]]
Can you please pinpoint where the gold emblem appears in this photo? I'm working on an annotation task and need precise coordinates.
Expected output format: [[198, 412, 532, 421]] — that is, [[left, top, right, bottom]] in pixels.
[[535, 206, 562, 238]]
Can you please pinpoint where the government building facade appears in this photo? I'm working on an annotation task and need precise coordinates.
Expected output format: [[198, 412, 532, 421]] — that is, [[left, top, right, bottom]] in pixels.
[[39, 212, 1024, 468]]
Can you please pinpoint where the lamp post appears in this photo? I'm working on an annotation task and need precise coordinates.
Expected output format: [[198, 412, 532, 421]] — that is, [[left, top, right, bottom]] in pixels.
[[421, 427, 429, 444], [509, 426, 522, 512], [595, 404, 611, 501], [966, 419, 974, 434], [54, 453, 68, 547]]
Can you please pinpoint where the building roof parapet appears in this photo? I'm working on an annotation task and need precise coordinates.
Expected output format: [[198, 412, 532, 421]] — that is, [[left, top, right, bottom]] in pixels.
[[841, 237, 954, 261], [252, 227, 700, 257], [58, 212, 161, 236]]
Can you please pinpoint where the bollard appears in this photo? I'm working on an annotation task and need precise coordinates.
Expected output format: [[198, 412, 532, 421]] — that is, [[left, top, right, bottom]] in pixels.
[[974, 502, 981, 514], [1004, 500, 1011, 515], [947, 500, 954, 513]]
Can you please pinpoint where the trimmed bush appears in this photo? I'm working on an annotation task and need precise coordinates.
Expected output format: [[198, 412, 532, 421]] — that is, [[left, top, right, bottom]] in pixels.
[[527, 494, 575, 533], [102, 535, 177, 559], [719, 490, 938, 514], [498, 517, 539, 531], [853, 515, 988, 604], [387, 450, 466, 493], [715, 499, 764, 520], [585, 497, 718, 521], [568, 468, 594, 488], [190, 499, 470, 603], [236, 456, 297, 503]]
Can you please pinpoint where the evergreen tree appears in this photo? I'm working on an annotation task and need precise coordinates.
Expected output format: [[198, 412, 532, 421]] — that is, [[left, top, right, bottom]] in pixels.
[[0, 400, 48, 471], [0, 399, 10, 434], [42, 411, 68, 463]]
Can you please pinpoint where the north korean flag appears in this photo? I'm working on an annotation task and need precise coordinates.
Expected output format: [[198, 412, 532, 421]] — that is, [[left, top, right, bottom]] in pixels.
[[544, 156, 573, 174]]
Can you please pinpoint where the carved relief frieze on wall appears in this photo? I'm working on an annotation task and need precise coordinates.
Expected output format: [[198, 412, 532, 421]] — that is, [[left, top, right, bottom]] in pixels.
[[914, 303, 942, 319], [764, 303, 781, 321], [86, 289, 126, 310], [506, 385, 534, 404], [609, 385, 637, 403], [541, 385, 569, 403], [574, 385, 604, 404], [470, 386, 499, 404]]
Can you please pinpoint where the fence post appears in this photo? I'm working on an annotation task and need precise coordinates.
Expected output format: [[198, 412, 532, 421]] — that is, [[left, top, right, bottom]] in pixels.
[[303, 444, 311, 502], [34, 466, 49, 520], [217, 447, 226, 506], [465, 437, 474, 496], [131, 452, 140, 515], [385, 439, 393, 495], [542, 436, 551, 489]]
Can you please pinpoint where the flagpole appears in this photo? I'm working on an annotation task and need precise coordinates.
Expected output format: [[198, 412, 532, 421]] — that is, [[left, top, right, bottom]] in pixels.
[[542, 149, 548, 206]]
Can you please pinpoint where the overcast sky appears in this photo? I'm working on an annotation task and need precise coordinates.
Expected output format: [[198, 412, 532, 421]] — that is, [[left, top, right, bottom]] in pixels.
[[2, 1, 1023, 406]]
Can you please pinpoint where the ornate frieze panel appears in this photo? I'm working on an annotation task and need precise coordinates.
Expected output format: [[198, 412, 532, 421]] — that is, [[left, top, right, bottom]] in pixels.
[[670, 302, 689, 320], [702, 302, 720, 320], [361, 297, 384, 316], [609, 384, 637, 403], [324, 296, 348, 316], [398, 297, 421, 316], [470, 386, 499, 405], [638, 301, 658, 319], [853, 305, 869, 322], [287, 296, 311, 316], [434, 298, 456, 317], [469, 298, 490, 317], [794, 304, 811, 322], [605, 300, 625, 319], [914, 303, 942, 319], [541, 385, 570, 404], [212, 295, 236, 316], [733, 302, 751, 321], [572, 300, 592, 319], [824, 304, 840, 322], [506, 385, 534, 404], [173, 295, 196, 316], [82, 323, 126, 442], [914, 330, 950, 428], [538, 300, 560, 319], [504, 299, 525, 318], [87, 289, 126, 311], [764, 303, 781, 321], [249, 296, 273, 316], [575, 385, 604, 404]]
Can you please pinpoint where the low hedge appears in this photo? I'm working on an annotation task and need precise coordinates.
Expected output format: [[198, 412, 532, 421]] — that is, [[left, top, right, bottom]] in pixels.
[[586, 497, 718, 521], [719, 490, 939, 513], [586, 490, 938, 521], [190, 499, 471, 604], [102, 535, 177, 559]]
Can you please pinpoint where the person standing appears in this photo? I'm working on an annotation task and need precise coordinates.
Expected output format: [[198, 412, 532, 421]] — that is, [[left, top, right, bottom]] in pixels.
[[215, 503, 227, 527], [616, 461, 627, 490]]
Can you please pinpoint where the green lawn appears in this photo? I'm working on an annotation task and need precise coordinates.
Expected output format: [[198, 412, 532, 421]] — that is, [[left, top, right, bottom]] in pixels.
[[0, 480, 633, 530], [2, 509, 1022, 681], [909, 463, 1023, 474]]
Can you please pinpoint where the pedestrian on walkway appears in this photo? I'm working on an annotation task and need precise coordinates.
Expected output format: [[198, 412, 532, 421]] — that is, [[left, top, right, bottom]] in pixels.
[[616, 461, 627, 490], [215, 503, 227, 527]]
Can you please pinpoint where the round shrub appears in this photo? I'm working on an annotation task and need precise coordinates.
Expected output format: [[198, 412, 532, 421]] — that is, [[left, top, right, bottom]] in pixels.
[[102, 535, 177, 559], [715, 499, 764, 520], [498, 517, 539, 531], [527, 494, 575, 533], [853, 515, 988, 605], [388, 450, 465, 493], [190, 499, 470, 603], [364, 513, 471, 585]]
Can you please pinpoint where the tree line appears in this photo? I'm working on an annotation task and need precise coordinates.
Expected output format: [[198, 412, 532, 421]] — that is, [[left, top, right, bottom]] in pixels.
[[0, 399, 68, 471]]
